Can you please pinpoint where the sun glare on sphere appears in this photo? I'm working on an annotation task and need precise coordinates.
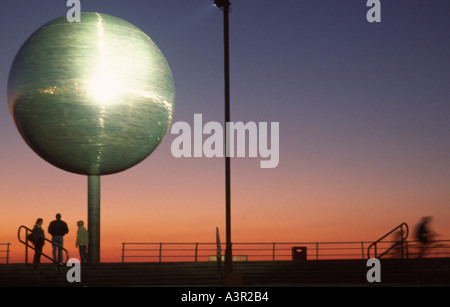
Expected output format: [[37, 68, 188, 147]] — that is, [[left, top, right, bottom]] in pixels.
[[88, 71, 121, 105]]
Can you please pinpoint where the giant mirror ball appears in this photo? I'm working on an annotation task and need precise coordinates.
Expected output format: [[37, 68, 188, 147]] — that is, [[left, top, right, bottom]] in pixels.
[[8, 13, 175, 175]]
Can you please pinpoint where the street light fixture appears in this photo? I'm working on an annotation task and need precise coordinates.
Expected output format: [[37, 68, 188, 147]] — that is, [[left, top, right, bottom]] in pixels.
[[214, 0, 230, 9]]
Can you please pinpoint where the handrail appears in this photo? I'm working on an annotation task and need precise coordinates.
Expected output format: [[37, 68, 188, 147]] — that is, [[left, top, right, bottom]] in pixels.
[[367, 223, 409, 259], [18, 225, 69, 265]]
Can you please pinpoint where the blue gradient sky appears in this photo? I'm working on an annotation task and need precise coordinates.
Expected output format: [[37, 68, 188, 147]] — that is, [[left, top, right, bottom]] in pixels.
[[0, 1, 449, 262]]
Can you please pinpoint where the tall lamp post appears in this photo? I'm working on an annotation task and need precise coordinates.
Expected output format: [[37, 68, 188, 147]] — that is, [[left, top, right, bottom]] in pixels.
[[214, 0, 232, 274]]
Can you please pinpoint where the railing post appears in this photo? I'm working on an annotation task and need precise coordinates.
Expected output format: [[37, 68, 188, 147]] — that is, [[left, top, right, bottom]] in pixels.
[[159, 243, 163, 262], [400, 227, 404, 258], [405, 240, 409, 258], [6, 243, 10, 264], [361, 242, 364, 259], [195, 242, 198, 262], [273, 242, 276, 261], [121, 243, 125, 263], [316, 242, 319, 260]]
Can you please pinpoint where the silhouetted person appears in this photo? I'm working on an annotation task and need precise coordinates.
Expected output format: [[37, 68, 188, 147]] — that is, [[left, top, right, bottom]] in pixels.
[[414, 216, 439, 257], [32, 218, 45, 266], [48, 213, 69, 263], [76, 220, 89, 264]]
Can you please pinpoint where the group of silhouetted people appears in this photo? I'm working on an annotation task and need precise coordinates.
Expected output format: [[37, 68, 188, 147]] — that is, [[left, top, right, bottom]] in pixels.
[[30, 213, 89, 266]]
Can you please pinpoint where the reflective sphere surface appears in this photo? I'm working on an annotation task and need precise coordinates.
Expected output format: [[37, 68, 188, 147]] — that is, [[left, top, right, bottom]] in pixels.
[[8, 13, 175, 175]]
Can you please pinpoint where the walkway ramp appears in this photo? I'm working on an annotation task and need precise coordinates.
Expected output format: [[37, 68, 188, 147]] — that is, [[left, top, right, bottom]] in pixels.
[[0, 258, 448, 287]]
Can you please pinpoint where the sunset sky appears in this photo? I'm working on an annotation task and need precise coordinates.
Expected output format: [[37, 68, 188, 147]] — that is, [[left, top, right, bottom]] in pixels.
[[0, 1, 449, 263]]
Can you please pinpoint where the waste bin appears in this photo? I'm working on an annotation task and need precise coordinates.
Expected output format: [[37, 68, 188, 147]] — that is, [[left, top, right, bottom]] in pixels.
[[292, 246, 307, 260]]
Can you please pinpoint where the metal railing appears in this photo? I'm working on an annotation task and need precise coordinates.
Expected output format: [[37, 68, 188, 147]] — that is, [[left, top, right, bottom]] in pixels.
[[122, 239, 450, 263], [367, 223, 409, 259], [18, 225, 69, 265], [120, 241, 393, 263], [403, 240, 450, 258], [0, 243, 11, 263]]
